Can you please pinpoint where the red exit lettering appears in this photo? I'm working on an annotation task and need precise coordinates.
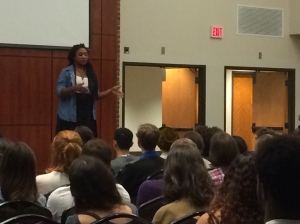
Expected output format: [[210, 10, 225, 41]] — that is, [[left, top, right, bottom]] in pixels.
[[211, 26, 223, 38]]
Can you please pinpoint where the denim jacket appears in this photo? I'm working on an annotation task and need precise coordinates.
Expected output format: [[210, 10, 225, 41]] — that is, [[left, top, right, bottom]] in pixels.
[[56, 65, 96, 122]]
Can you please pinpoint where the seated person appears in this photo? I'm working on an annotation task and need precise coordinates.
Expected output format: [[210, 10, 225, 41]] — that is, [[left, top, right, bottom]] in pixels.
[[66, 156, 135, 224], [153, 139, 213, 224], [36, 130, 82, 195], [255, 135, 300, 223], [157, 126, 179, 159], [117, 123, 165, 204], [208, 132, 239, 189], [0, 141, 46, 206], [74, 125, 95, 145], [111, 128, 139, 176], [47, 138, 131, 222]]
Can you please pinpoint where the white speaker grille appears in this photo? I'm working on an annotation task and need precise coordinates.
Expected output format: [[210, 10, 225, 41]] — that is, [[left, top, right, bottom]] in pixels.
[[238, 5, 283, 37]]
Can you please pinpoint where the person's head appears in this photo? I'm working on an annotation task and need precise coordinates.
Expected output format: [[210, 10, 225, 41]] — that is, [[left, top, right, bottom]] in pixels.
[[68, 43, 89, 67], [74, 126, 94, 145], [255, 127, 276, 139], [69, 156, 122, 212], [157, 126, 179, 153], [0, 142, 38, 202], [48, 130, 82, 174], [183, 131, 204, 154], [255, 134, 274, 151], [83, 138, 112, 167], [194, 125, 223, 158], [255, 135, 300, 220], [113, 128, 133, 151], [209, 132, 239, 168], [232, 135, 248, 154], [136, 123, 160, 151], [292, 125, 300, 136], [208, 154, 264, 224], [164, 138, 213, 208]]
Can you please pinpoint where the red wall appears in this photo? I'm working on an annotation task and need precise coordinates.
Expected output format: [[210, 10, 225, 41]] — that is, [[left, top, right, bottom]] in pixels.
[[0, 0, 119, 174]]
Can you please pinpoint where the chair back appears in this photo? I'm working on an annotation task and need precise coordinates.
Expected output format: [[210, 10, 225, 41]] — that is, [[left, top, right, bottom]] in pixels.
[[1, 214, 59, 224], [138, 196, 166, 221], [146, 169, 164, 180], [91, 213, 152, 224], [0, 200, 52, 222], [61, 206, 77, 224], [171, 211, 206, 224]]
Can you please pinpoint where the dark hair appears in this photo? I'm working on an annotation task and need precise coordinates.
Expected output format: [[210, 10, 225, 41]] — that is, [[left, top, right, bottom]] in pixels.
[[208, 154, 264, 224], [255, 134, 274, 151], [164, 138, 213, 208], [82, 138, 112, 167], [194, 125, 223, 158], [232, 135, 248, 154], [183, 131, 204, 154], [255, 135, 300, 213], [114, 128, 133, 150], [0, 142, 38, 202], [136, 123, 160, 151], [74, 125, 94, 145], [292, 125, 300, 136], [69, 156, 122, 211], [209, 132, 239, 167], [255, 127, 276, 138], [68, 43, 98, 99], [157, 126, 179, 153]]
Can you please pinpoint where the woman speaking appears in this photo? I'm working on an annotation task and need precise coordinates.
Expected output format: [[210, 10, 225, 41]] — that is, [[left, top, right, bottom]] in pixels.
[[56, 44, 122, 136]]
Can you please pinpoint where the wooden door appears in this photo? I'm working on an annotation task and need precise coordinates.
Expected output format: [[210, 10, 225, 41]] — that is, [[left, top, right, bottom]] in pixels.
[[232, 74, 253, 150], [252, 72, 288, 142]]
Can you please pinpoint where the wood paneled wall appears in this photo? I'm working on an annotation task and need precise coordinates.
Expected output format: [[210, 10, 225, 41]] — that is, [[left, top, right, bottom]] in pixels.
[[0, 0, 119, 174]]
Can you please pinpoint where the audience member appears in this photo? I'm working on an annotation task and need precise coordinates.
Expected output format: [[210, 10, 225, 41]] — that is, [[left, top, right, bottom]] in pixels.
[[47, 138, 130, 222], [66, 156, 134, 224], [36, 130, 82, 195], [232, 135, 248, 153], [111, 128, 138, 176], [255, 127, 276, 139], [184, 131, 211, 169], [0, 142, 46, 206], [117, 123, 165, 204], [153, 138, 213, 224], [194, 125, 223, 159], [292, 125, 300, 136], [0, 138, 13, 164], [208, 132, 238, 189], [255, 134, 274, 151], [197, 154, 264, 224], [255, 135, 300, 223], [74, 125, 94, 145], [157, 126, 179, 159]]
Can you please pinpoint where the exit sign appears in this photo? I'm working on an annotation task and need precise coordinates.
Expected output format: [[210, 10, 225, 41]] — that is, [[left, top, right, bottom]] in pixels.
[[211, 26, 223, 38]]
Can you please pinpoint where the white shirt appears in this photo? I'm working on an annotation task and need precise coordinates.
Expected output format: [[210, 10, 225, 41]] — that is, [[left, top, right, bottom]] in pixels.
[[36, 171, 70, 195], [47, 184, 131, 222], [266, 220, 300, 224]]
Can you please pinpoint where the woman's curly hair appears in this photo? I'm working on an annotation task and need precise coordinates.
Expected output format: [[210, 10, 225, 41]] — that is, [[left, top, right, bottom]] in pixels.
[[207, 153, 264, 224]]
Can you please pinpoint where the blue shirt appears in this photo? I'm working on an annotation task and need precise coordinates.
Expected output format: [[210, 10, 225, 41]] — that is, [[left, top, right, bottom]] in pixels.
[[140, 151, 159, 159], [56, 65, 96, 122]]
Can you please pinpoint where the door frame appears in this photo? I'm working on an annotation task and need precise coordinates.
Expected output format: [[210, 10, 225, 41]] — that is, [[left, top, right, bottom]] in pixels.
[[224, 66, 295, 134], [122, 62, 206, 128]]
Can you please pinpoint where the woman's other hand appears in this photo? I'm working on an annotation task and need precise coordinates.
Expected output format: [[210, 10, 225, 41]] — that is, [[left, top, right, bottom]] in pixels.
[[110, 85, 124, 98]]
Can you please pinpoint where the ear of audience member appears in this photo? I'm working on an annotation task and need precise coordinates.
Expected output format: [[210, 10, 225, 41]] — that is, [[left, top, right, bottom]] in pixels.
[[255, 135, 300, 221], [208, 132, 239, 189], [232, 135, 248, 153], [36, 130, 82, 195], [117, 123, 164, 204], [157, 126, 179, 159], [183, 131, 212, 169], [197, 154, 264, 224], [153, 138, 213, 224], [0, 142, 46, 206], [66, 156, 134, 224], [111, 128, 138, 176], [194, 125, 223, 159], [74, 125, 94, 145]]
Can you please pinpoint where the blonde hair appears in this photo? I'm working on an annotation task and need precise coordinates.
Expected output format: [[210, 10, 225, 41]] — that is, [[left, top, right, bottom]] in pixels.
[[47, 130, 82, 173]]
